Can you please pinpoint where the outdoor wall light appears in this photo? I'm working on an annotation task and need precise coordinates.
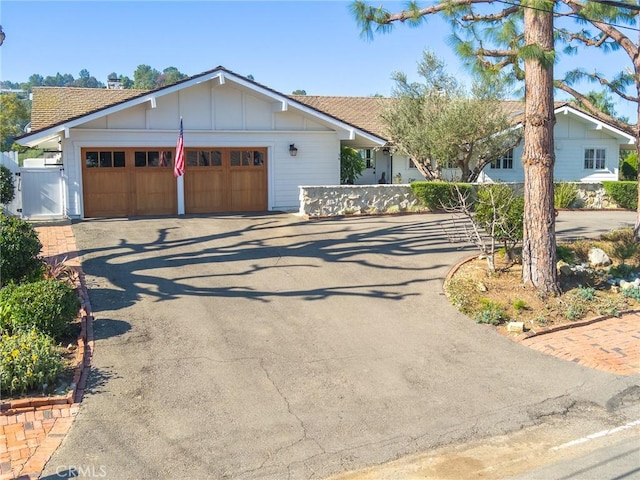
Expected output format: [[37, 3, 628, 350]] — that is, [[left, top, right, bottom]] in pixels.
[[289, 144, 298, 157], [382, 147, 390, 156]]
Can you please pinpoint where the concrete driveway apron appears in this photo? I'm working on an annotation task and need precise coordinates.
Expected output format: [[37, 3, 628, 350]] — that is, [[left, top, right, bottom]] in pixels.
[[41, 211, 639, 479]]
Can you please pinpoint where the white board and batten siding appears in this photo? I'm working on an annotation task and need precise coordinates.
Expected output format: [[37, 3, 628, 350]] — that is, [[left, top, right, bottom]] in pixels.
[[482, 111, 624, 183], [61, 79, 343, 217]]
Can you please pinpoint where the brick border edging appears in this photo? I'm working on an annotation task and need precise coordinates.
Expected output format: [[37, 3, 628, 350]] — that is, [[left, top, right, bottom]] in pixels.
[[0, 269, 94, 414], [441, 254, 639, 342]]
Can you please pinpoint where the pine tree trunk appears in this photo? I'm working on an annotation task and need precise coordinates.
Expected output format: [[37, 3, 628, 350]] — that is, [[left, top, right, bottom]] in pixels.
[[520, 4, 560, 295]]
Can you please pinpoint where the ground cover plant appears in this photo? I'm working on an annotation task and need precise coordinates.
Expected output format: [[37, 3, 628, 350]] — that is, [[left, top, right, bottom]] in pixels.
[[445, 227, 640, 333]]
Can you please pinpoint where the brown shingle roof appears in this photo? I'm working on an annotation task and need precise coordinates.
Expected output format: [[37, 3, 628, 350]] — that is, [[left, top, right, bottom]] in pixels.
[[290, 95, 394, 139], [30, 87, 149, 131]]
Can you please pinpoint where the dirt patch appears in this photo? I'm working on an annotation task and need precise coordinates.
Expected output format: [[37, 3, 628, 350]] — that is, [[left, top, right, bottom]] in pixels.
[[445, 236, 640, 336]]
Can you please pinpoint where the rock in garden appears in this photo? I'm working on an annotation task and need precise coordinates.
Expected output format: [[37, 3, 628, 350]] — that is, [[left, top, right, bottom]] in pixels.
[[588, 248, 611, 267], [507, 322, 525, 333], [557, 261, 573, 276], [477, 281, 488, 292]]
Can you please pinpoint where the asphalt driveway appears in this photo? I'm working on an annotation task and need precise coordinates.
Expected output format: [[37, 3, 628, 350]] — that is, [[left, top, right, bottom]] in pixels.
[[42, 211, 638, 479]]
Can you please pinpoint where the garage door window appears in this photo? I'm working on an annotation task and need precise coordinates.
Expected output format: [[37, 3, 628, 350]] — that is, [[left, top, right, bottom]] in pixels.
[[135, 150, 173, 167], [230, 150, 264, 167], [85, 151, 125, 168], [186, 150, 222, 167]]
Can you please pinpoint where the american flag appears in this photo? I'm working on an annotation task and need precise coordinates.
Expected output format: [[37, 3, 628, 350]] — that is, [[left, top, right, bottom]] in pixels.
[[174, 118, 185, 178]]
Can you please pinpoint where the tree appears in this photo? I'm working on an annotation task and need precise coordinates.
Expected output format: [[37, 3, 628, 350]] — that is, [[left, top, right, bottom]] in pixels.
[[554, 0, 639, 239], [72, 69, 105, 88], [292, 89, 307, 95], [0, 165, 15, 205], [340, 146, 366, 184], [133, 64, 161, 89], [157, 66, 188, 88], [569, 90, 628, 122], [0, 94, 30, 151], [381, 50, 521, 182], [352, 0, 561, 293]]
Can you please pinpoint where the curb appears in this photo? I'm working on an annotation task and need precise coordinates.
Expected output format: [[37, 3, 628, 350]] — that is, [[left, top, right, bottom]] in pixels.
[[0, 268, 94, 414]]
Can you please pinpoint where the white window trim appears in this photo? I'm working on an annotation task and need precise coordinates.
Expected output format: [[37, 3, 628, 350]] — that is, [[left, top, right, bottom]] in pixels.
[[583, 146, 607, 171]]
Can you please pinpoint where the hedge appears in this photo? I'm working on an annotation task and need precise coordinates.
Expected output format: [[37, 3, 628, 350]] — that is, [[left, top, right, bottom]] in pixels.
[[602, 181, 638, 210], [410, 182, 475, 211]]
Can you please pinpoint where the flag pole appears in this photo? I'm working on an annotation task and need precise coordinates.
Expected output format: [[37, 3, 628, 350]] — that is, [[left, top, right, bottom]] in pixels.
[[175, 117, 185, 215]]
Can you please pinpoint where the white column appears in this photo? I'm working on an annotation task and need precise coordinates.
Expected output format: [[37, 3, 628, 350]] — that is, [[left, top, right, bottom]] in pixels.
[[177, 175, 185, 215]]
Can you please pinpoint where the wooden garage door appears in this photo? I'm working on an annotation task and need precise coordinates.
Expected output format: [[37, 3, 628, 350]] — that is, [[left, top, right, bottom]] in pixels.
[[82, 149, 176, 217], [185, 148, 267, 213]]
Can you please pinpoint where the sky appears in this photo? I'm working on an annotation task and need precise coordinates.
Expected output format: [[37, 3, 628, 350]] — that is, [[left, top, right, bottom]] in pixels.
[[0, 0, 636, 121]]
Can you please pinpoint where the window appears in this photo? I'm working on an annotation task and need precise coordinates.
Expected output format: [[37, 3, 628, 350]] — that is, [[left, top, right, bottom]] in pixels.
[[409, 159, 417, 169], [584, 148, 606, 169], [359, 149, 374, 169], [134, 150, 173, 167], [85, 151, 125, 168], [491, 149, 514, 169], [186, 150, 222, 167], [230, 150, 264, 167]]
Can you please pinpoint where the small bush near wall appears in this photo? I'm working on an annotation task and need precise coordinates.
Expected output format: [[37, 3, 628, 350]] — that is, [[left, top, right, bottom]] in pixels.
[[411, 182, 475, 211], [0, 213, 44, 286], [554, 182, 579, 209], [602, 181, 638, 210], [0, 279, 80, 339], [0, 329, 63, 395]]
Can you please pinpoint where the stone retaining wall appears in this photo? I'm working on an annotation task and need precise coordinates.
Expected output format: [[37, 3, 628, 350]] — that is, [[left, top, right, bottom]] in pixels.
[[505, 182, 621, 209], [299, 185, 424, 217], [299, 182, 623, 218]]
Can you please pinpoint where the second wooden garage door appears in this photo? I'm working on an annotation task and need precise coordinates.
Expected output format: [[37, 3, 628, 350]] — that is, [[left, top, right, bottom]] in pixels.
[[184, 148, 267, 213]]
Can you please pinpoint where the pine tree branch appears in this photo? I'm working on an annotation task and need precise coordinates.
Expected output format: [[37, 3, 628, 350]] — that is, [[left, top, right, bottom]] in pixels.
[[554, 81, 635, 135]]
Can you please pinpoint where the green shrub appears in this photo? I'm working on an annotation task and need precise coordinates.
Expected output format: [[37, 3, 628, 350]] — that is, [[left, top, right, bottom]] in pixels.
[[410, 181, 475, 211], [556, 244, 575, 263], [340, 146, 366, 185], [473, 184, 524, 254], [554, 182, 579, 209], [0, 279, 80, 339], [619, 152, 637, 181], [602, 181, 638, 210], [622, 288, 640, 302], [0, 214, 44, 286], [596, 296, 625, 317], [0, 165, 15, 205], [474, 299, 507, 325], [513, 299, 527, 312], [0, 329, 63, 395], [445, 276, 480, 315]]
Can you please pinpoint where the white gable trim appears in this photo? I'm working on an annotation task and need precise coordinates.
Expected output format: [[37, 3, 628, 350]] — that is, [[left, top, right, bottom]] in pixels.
[[555, 105, 635, 145]]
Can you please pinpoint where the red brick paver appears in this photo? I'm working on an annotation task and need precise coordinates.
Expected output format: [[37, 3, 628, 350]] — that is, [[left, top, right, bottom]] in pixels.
[[521, 313, 640, 376]]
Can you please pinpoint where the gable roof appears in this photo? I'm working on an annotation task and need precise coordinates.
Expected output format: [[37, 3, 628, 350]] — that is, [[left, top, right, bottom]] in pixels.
[[19, 66, 388, 146]]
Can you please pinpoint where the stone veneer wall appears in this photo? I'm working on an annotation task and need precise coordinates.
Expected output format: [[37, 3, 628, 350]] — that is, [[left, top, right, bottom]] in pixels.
[[299, 182, 622, 218], [299, 185, 424, 217], [505, 182, 622, 209]]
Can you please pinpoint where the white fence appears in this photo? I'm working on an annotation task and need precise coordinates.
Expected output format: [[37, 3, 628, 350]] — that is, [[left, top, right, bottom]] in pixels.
[[1, 151, 66, 220]]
